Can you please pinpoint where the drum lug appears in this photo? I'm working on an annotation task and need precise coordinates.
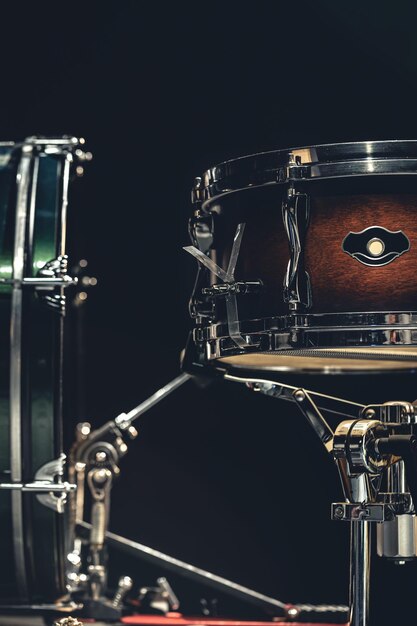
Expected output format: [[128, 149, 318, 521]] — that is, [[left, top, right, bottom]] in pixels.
[[35, 255, 77, 313], [282, 187, 312, 311], [188, 210, 215, 320], [0, 255, 78, 312]]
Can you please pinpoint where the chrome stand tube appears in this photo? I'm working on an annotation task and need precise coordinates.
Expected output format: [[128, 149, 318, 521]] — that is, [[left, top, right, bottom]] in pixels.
[[115, 372, 191, 427], [350, 521, 371, 626]]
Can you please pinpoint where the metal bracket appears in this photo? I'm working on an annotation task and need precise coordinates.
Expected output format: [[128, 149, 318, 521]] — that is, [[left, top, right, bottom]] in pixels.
[[187, 210, 215, 319], [332, 502, 393, 523], [35, 255, 77, 312], [35, 453, 75, 512], [0, 454, 76, 512], [361, 401, 417, 425], [184, 223, 254, 349], [0, 255, 77, 313], [0, 256, 77, 288], [138, 577, 180, 613], [282, 187, 312, 310], [202, 280, 262, 298]]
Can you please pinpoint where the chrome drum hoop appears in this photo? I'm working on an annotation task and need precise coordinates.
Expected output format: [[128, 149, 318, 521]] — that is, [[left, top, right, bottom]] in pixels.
[[196, 311, 417, 361], [193, 140, 417, 210]]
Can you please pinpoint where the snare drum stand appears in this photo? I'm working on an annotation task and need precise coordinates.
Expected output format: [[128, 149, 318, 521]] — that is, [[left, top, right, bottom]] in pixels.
[[227, 374, 417, 626]]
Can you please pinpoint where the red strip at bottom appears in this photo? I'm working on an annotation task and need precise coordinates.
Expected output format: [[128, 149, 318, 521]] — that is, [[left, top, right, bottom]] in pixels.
[[121, 616, 348, 626]]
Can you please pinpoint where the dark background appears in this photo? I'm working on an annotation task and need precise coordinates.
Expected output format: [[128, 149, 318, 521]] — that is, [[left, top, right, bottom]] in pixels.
[[3, 2, 417, 624]]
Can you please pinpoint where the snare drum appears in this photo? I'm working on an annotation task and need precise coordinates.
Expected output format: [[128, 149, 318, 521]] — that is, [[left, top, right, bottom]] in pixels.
[[0, 137, 88, 604], [184, 141, 417, 375]]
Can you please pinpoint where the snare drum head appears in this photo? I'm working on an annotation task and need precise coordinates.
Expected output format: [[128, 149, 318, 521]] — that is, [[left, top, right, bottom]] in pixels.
[[218, 347, 417, 375], [186, 141, 417, 376]]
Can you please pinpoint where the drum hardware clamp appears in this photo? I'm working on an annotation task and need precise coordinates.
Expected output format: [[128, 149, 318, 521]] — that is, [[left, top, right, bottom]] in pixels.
[[226, 373, 417, 626], [0, 255, 78, 289], [202, 281, 263, 297], [0, 454, 76, 513], [185, 223, 258, 349]]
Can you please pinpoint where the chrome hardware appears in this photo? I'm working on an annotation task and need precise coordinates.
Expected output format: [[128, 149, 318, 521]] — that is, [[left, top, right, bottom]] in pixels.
[[189, 209, 213, 254], [35, 454, 75, 512], [0, 275, 77, 287], [188, 210, 214, 319], [191, 176, 204, 205], [36, 254, 76, 287], [0, 481, 75, 494], [185, 223, 255, 349], [54, 617, 84, 626], [292, 388, 334, 451], [286, 604, 349, 622], [335, 419, 389, 476], [194, 310, 417, 366], [0, 255, 78, 314], [202, 280, 262, 298], [360, 401, 417, 424], [78, 519, 288, 615], [342, 226, 410, 267], [76, 422, 92, 441], [36, 255, 77, 312], [88, 467, 113, 556], [376, 513, 417, 560], [157, 577, 180, 611], [112, 575, 133, 608], [226, 373, 365, 419], [282, 187, 311, 310], [138, 577, 180, 613], [70, 374, 192, 617], [194, 141, 417, 212], [114, 373, 191, 430], [236, 375, 417, 626], [332, 502, 392, 523]]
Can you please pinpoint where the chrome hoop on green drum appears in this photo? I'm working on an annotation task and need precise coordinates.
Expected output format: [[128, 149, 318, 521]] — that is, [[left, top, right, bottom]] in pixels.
[[0, 137, 87, 604], [184, 141, 417, 375]]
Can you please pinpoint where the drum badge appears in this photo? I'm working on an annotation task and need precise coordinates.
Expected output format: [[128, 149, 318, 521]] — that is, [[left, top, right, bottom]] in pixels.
[[342, 226, 410, 267]]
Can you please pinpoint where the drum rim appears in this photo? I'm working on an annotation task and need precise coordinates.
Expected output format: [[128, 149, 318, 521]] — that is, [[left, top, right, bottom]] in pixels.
[[195, 310, 417, 364], [193, 139, 417, 209]]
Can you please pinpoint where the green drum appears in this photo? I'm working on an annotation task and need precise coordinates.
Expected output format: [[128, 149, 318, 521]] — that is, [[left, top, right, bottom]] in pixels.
[[0, 137, 88, 605]]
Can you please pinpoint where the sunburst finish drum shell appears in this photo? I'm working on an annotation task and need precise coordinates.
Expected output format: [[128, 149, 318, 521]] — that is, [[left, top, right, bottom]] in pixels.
[[185, 141, 417, 374]]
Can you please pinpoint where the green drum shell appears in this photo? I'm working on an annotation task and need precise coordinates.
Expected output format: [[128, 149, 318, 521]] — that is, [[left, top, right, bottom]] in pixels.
[[0, 144, 69, 602]]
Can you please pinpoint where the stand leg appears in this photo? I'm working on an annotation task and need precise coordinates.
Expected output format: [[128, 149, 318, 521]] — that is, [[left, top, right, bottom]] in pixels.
[[350, 521, 371, 626]]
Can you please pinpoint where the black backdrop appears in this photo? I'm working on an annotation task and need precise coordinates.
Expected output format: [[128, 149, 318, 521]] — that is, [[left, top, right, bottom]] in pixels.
[[3, 2, 417, 624]]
